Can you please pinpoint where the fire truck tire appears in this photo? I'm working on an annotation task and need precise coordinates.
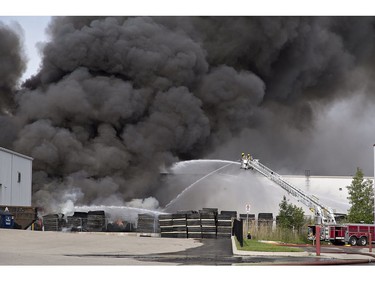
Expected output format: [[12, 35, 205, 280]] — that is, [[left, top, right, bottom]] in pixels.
[[348, 236, 357, 246], [358, 236, 367, 246]]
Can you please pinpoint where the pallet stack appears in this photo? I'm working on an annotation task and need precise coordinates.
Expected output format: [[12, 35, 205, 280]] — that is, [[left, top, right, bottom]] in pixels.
[[66, 212, 88, 232], [87, 210, 106, 232], [199, 209, 217, 238], [186, 212, 201, 238], [159, 209, 238, 239], [239, 214, 256, 221], [43, 214, 65, 231], [216, 211, 236, 238], [240, 213, 256, 230], [220, 211, 237, 218], [258, 213, 273, 228], [159, 214, 174, 237], [137, 213, 159, 233], [172, 213, 187, 238]]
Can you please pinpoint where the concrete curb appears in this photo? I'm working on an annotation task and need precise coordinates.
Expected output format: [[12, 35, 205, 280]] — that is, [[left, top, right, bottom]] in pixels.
[[231, 237, 375, 262]]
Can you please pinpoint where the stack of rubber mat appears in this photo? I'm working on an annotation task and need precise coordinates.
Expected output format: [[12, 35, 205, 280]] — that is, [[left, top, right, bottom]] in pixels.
[[159, 209, 238, 239], [66, 212, 88, 232], [186, 212, 201, 238], [199, 209, 217, 238], [216, 210, 236, 238], [220, 210, 237, 218], [137, 213, 159, 233], [239, 213, 256, 220], [158, 214, 173, 237], [172, 213, 187, 238], [257, 213, 273, 228], [87, 210, 106, 232], [42, 213, 65, 231]]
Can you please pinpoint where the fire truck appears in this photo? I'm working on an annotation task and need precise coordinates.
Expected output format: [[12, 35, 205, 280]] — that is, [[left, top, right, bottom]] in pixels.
[[308, 223, 375, 246], [242, 156, 375, 246]]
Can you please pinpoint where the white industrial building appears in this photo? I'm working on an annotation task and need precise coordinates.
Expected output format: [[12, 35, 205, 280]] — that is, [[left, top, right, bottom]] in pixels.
[[0, 147, 33, 207]]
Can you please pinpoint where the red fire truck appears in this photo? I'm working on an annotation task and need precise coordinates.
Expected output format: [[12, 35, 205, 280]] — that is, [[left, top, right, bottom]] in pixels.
[[308, 224, 375, 246]]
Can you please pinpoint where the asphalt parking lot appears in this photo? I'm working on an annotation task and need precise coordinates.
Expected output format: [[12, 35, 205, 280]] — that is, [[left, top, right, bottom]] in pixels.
[[1, 229, 375, 266]]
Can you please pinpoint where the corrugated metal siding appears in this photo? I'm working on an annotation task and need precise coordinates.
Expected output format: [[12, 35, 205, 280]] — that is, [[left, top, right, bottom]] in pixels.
[[11, 154, 32, 206], [0, 149, 32, 206], [0, 150, 12, 205]]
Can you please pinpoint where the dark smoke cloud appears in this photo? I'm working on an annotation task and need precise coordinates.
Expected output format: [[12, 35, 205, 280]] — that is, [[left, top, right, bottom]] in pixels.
[[0, 22, 26, 111], [0, 21, 26, 148], [1, 16, 375, 212]]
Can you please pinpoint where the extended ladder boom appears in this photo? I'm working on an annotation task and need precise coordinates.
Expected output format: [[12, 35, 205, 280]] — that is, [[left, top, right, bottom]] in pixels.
[[247, 159, 336, 224]]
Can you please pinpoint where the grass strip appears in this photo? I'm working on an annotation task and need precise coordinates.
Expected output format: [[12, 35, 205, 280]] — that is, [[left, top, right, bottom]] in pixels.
[[235, 238, 304, 252]]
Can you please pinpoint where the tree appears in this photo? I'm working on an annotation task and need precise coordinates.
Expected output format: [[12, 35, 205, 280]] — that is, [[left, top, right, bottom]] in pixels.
[[277, 196, 305, 231], [347, 168, 374, 224]]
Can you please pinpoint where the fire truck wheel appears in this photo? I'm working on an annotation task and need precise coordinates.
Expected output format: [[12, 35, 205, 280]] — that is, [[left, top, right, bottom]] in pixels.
[[348, 236, 357, 246], [358, 236, 367, 246]]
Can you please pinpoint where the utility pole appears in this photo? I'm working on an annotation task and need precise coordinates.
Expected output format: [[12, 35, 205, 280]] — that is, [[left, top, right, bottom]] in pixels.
[[373, 144, 375, 224]]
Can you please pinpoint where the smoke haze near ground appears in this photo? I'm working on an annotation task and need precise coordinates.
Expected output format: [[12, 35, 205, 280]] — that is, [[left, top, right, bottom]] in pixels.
[[0, 16, 374, 213]]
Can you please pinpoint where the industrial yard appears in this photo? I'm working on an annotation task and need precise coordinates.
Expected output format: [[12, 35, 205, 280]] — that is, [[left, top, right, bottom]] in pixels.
[[0, 228, 202, 265], [1, 15, 375, 276]]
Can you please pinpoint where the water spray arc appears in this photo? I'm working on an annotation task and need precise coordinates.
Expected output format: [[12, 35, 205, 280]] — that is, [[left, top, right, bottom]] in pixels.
[[74, 205, 167, 216], [163, 160, 238, 210]]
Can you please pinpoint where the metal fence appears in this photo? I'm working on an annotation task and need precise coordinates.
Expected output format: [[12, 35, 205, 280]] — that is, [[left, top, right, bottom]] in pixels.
[[232, 218, 243, 247]]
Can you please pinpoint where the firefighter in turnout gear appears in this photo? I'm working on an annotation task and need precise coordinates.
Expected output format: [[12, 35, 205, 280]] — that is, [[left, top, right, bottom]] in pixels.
[[247, 153, 253, 170], [241, 152, 247, 169]]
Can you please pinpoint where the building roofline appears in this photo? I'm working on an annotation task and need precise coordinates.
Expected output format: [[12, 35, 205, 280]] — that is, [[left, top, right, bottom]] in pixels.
[[0, 147, 33, 161]]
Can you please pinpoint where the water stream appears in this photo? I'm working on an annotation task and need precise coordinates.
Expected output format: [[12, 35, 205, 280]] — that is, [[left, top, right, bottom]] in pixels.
[[73, 205, 167, 223], [163, 160, 239, 210]]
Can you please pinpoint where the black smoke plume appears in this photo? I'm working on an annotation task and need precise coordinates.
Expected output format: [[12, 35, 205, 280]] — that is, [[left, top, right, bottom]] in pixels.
[[1, 16, 375, 212]]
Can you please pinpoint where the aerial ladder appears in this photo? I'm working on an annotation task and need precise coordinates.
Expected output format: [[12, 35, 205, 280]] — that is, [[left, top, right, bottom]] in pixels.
[[241, 157, 336, 225]]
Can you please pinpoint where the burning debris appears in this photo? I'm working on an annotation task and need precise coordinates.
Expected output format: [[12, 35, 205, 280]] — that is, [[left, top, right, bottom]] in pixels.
[[40, 209, 137, 233], [107, 219, 134, 232]]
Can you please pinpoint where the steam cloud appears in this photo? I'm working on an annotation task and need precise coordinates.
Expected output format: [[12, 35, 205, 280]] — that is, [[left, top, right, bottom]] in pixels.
[[1, 17, 375, 213]]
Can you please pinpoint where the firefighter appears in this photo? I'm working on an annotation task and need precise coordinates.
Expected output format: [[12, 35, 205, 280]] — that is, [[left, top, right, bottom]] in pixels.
[[247, 153, 253, 170], [241, 152, 245, 160]]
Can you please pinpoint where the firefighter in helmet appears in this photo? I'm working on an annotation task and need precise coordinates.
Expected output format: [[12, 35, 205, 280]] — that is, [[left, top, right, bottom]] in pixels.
[[241, 152, 246, 168], [247, 153, 253, 170]]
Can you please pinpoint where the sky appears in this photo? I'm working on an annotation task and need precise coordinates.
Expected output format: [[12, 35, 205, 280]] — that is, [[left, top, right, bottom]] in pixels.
[[0, 16, 51, 82]]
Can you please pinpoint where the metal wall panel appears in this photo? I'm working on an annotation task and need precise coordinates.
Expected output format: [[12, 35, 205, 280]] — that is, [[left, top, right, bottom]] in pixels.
[[0, 150, 12, 205], [0, 149, 32, 206], [11, 154, 32, 206]]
